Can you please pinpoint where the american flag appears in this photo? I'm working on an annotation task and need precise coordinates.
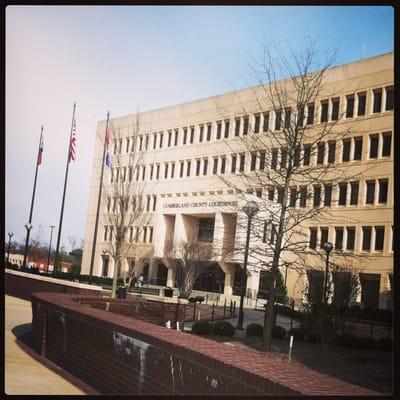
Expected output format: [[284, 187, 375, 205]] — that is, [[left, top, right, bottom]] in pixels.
[[69, 118, 77, 162]]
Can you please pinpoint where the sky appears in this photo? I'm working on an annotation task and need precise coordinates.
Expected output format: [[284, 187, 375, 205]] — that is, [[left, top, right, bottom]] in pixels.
[[6, 5, 394, 251]]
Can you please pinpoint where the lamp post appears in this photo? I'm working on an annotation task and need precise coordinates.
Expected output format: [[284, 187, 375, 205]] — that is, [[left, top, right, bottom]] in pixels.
[[22, 223, 33, 267], [47, 225, 56, 274], [236, 201, 259, 330], [6, 232, 14, 265], [323, 241, 334, 304]]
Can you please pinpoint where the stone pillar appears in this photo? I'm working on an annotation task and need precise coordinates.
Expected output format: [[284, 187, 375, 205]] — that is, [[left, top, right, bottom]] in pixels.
[[213, 211, 224, 259], [246, 270, 260, 299], [219, 262, 235, 297], [148, 258, 158, 285], [166, 267, 176, 288]]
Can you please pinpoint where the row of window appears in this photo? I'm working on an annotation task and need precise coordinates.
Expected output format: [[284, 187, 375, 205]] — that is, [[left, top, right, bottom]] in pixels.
[[106, 195, 157, 213], [103, 225, 154, 243], [111, 86, 394, 155], [309, 225, 392, 252], [267, 177, 389, 208]]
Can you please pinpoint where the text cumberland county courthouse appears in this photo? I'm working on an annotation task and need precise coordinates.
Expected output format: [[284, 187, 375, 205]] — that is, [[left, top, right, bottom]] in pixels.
[[82, 52, 393, 310]]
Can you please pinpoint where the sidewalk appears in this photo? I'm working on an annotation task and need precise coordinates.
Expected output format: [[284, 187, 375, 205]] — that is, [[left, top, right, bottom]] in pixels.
[[5, 295, 94, 395]]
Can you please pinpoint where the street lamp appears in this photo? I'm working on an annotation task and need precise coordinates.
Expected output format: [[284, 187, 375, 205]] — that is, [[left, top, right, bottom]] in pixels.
[[236, 200, 259, 330], [22, 223, 33, 268], [323, 241, 334, 304], [47, 225, 56, 274], [6, 232, 14, 265]]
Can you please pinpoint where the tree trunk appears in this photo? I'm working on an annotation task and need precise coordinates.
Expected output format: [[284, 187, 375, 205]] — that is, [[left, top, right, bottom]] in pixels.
[[111, 257, 119, 299], [262, 270, 276, 351]]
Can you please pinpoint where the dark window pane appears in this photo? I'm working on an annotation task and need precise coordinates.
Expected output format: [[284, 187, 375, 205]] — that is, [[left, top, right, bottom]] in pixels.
[[385, 87, 394, 111], [263, 113, 269, 132], [235, 119, 240, 136], [350, 181, 359, 205], [270, 225, 277, 245], [335, 227, 344, 250], [250, 152, 257, 171], [328, 141, 336, 163], [303, 145, 311, 166], [373, 89, 382, 113], [216, 122, 222, 139], [346, 228, 355, 250], [366, 181, 375, 204], [280, 148, 287, 169], [362, 227, 372, 251], [275, 111, 282, 130], [198, 218, 215, 243], [346, 96, 354, 118], [268, 188, 274, 201], [321, 101, 328, 123], [259, 151, 266, 170], [231, 156, 236, 173], [300, 187, 307, 207], [224, 120, 230, 138], [339, 183, 347, 205], [243, 117, 249, 135], [309, 229, 317, 249], [342, 140, 351, 162], [164, 164, 169, 179], [254, 114, 260, 133], [382, 132, 392, 157], [353, 137, 363, 160], [331, 98, 339, 120], [317, 143, 325, 164], [357, 92, 366, 116], [313, 186, 321, 207], [179, 162, 184, 177], [284, 108, 291, 128], [320, 228, 328, 248], [196, 160, 201, 176], [221, 158, 226, 174], [263, 221, 268, 243], [213, 158, 218, 174], [271, 150, 278, 170], [239, 154, 245, 172], [324, 184, 332, 207], [369, 135, 379, 158], [187, 161, 191, 177], [307, 103, 314, 125], [207, 124, 212, 141], [174, 129, 178, 146], [183, 128, 187, 144], [277, 187, 284, 205], [294, 146, 300, 166], [297, 106, 304, 126], [375, 227, 385, 251], [202, 159, 207, 176], [168, 130, 172, 147], [153, 134, 157, 149], [190, 127, 194, 143], [378, 179, 388, 203], [289, 188, 297, 207], [307, 270, 324, 304]]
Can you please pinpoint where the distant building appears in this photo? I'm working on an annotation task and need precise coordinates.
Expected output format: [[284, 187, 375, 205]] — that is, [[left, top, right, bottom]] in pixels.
[[7, 253, 72, 273], [82, 52, 393, 309]]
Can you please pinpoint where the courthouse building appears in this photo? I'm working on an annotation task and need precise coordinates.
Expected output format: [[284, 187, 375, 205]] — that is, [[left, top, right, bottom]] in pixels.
[[82, 52, 393, 309]]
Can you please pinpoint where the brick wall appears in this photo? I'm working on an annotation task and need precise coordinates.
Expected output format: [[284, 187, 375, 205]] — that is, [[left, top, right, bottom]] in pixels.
[[5, 270, 102, 301], [31, 292, 378, 396]]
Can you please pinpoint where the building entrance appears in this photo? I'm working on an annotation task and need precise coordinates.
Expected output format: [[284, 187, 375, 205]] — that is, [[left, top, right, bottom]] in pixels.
[[193, 263, 225, 294]]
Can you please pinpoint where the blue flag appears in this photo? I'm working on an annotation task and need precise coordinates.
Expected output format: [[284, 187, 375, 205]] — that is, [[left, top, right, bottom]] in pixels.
[[105, 150, 111, 167]]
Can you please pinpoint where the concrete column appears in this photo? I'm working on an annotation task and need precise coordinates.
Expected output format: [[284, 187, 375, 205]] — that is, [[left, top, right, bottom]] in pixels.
[[246, 270, 260, 299], [213, 211, 224, 259], [166, 267, 176, 288], [219, 262, 235, 297], [148, 258, 158, 285]]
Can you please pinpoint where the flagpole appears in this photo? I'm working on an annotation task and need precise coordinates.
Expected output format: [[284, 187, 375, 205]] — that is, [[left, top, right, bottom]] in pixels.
[[22, 126, 44, 268], [54, 102, 76, 272], [89, 111, 110, 282]]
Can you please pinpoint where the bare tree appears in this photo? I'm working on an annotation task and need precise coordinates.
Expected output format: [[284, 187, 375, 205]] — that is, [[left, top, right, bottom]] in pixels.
[[103, 117, 154, 298], [218, 42, 366, 351]]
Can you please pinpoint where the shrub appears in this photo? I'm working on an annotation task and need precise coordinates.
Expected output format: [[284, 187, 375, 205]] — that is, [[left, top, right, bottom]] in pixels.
[[246, 323, 263, 337], [375, 337, 392, 352], [334, 333, 357, 348], [287, 328, 306, 341], [272, 325, 286, 339], [354, 336, 376, 350], [191, 321, 212, 335], [212, 321, 235, 337]]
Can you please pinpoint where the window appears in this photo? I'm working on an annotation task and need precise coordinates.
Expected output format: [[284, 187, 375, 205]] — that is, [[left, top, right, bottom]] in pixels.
[[159, 133, 163, 149], [243, 116, 249, 135], [338, 182, 347, 206], [328, 141, 336, 164], [239, 154, 245, 172], [171, 162, 175, 178], [156, 164, 160, 180], [366, 180, 375, 204], [198, 218, 215, 242], [250, 152, 257, 171], [320, 100, 328, 123], [179, 162, 184, 178], [103, 226, 108, 241], [320, 228, 329, 248], [142, 166, 146, 181], [280, 148, 287, 169], [263, 112, 270, 132], [270, 225, 277, 245], [259, 151, 266, 170], [346, 95, 354, 118], [268, 187, 274, 201], [346, 227, 355, 251], [335, 227, 344, 250], [164, 163, 169, 179], [275, 110, 282, 130], [190, 127, 194, 144], [350, 181, 359, 205], [149, 227, 154, 243], [213, 158, 218, 175], [277, 187, 284, 205], [324, 184, 332, 207], [309, 228, 317, 249], [183, 128, 187, 145], [300, 186, 307, 207], [168, 130, 172, 147], [235, 118, 240, 136], [216, 121, 222, 139], [369, 134, 379, 158], [307, 103, 314, 125], [207, 124, 212, 141], [378, 179, 388, 204], [331, 98, 340, 121], [196, 159, 201, 176], [297, 106, 304, 126], [203, 159, 208, 176], [221, 157, 226, 174], [284, 108, 291, 129], [362, 227, 372, 251], [342, 139, 351, 162], [174, 129, 178, 146], [153, 133, 157, 149], [263, 221, 268, 243], [357, 92, 366, 116], [374, 226, 385, 251], [382, 132, 391, 157], [385, 86, 394, 111], [199, 125, 204, 142], [186, 161, 191, 177], [303, 145, 311, 166], [317, 143, 325, 164], [373, 89, 382, 113], [146, 196, 151, 212], [271, 149, 278, 170], [224, 120, 230, 138], [353, 137, 363, 160], [126, 138, 130, 153], [139, 136, 143, 151], [313, 186, 321, 207], [289, 187, 297, 207], [231, 155, 237, 173], [254, 114, 260, 133], [152, 195, 157, 211], [294, 146, 300, 167]]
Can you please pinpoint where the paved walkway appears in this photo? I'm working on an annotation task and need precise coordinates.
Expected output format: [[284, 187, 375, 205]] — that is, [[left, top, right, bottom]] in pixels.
[[5, 295, 91, 395]]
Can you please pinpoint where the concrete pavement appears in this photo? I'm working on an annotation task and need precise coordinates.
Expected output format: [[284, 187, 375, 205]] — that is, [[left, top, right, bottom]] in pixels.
[[5, 295, 93, 395]]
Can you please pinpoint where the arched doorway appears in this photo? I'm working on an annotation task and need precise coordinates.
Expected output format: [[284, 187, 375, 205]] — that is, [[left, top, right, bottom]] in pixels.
[[193, 263, 225, 294]]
